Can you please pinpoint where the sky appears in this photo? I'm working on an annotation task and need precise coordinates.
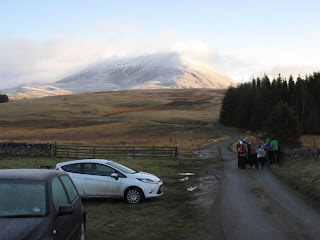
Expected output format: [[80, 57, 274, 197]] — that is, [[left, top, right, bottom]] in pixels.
[[1, 0, 320, 89]]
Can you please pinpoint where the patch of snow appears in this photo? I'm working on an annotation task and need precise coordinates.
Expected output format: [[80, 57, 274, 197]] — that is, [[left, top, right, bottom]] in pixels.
[[3, 52, 236, 99]]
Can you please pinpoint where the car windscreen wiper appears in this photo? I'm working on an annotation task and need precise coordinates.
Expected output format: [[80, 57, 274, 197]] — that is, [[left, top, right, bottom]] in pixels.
[[0, 214, 44, 218]]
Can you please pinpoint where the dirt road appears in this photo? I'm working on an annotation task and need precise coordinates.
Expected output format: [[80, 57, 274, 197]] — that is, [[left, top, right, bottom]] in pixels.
[[209, 133, 320, 240]]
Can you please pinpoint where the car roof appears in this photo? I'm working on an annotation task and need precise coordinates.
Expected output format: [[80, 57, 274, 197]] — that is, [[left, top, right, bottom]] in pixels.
[[0, 169, 67, 181], [56, 159, 111, 166]]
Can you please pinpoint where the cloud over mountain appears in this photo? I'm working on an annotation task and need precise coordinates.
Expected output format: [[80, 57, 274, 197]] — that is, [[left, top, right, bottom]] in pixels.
[[5, 52, 236, 100]]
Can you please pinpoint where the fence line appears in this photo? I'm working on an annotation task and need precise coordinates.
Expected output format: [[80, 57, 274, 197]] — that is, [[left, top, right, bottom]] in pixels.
[[54, 144, 221, 160], [300, 137, 320, 148], [0, 141, 221, 160]]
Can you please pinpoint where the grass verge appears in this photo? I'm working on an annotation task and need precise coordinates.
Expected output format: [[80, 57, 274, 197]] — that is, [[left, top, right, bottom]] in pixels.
[[0, 155, 218, 239], [269, 157, 320, 203]]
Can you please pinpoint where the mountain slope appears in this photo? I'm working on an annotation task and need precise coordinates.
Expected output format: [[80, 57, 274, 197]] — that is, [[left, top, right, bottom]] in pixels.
[[4, 52, 236, 100], [55, 52, 235, 92]]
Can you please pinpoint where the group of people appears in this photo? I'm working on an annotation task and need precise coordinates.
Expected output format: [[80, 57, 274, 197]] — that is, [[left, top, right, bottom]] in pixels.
[[236, 138, 280, 169]]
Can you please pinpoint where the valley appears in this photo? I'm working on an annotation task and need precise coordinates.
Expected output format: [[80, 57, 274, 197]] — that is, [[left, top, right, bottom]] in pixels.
[[0, 88, 228, 146]]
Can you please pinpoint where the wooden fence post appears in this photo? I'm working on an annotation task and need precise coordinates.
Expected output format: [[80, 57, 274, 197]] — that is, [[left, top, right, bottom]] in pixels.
[[133, 147, 135, 158], [175, 147, 178, 159], [51, 144, 54, 158]]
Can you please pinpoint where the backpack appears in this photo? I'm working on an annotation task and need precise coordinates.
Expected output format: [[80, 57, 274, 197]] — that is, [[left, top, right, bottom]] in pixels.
[[238, 145, 244, 154], [261, 148, 266, 157], [250, 148, 256, 156]]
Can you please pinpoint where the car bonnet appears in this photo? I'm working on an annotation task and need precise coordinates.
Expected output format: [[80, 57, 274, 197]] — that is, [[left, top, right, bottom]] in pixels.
[[131, 172, 161, 182], [0, 217, 45, 240]]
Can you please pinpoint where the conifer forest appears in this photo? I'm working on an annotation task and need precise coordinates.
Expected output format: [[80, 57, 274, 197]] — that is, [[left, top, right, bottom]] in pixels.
[[219, 72, 320, 147]]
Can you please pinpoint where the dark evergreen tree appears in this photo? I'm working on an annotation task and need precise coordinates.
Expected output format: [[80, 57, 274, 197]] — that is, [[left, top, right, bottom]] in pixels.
[[276, 74, 283, 90], [288, 75, 296, 108], [256, 77, 261, 89], [265, 101, 302, 148], [234, 83, 254, 129], [219, 71, 320, 136], [0, 94, 9, 103], [219, 87, 238, 126], [282, 80, 289, 102], [295, 76, 307, 124]]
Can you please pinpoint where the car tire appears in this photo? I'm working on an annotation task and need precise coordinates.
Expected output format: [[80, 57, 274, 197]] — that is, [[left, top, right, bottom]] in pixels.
[[79, 222, 86, 240], [125, 187, 144, 204]]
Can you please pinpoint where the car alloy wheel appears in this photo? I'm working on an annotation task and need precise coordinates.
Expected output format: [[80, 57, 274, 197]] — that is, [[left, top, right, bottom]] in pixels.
[[125, 187, 143, 204]]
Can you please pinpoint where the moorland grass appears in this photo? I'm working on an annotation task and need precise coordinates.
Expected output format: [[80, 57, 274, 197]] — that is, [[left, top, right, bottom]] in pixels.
[[0, 89, 226, 147], [0, 155, 218, 239]]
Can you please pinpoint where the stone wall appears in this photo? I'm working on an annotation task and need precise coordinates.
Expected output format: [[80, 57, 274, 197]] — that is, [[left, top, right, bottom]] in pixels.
[[283, 148, 320, 159], [0, 142, 53, 157]]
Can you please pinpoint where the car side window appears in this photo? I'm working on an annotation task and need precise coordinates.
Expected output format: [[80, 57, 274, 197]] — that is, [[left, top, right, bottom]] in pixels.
[[96, 164, 116, 176], [83, 163, 116, 177], [60, 175, 78, 203], [52, 177, 69, 212], [84, 163, 94, 175], [61, 163, 82, 174]]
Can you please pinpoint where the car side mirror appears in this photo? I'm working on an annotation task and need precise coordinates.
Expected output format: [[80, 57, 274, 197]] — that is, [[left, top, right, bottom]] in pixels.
[[111, 173, 119, 180], [58, 205, 75, 216]]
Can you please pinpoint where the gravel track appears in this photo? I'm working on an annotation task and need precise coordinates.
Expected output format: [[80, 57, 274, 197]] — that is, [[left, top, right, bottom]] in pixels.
[[192, 127, 320, 240]]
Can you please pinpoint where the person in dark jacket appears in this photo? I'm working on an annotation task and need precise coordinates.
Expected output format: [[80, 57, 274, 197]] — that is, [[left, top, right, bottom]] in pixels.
[[249, 146, 257, 168], [237, 140, 248, 169], [236, 141, 241, 168]]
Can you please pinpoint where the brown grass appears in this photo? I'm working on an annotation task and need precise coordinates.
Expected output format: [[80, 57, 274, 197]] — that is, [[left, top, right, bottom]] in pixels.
[[0, 89, 226, 146]]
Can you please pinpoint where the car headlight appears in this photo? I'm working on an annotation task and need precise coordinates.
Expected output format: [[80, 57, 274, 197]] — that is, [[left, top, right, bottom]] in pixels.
[[137, 178, 158, 184]]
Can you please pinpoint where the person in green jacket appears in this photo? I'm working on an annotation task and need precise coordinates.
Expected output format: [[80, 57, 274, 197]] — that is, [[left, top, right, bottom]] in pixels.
[[270, 138, 279, 164]]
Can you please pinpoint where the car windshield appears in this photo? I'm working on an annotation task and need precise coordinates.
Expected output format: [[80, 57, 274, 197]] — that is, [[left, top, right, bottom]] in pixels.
[[107, 161, 136, 174], [0, 180, 47, 218]]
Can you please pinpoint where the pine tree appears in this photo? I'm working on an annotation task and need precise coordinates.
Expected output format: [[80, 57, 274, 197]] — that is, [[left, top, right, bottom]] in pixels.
[[265, 102, 302, 148], [282, 80, 289, 102], [0, 94, 9, 103], [219, 87, 238, 126], [288, 75, 296, 108]]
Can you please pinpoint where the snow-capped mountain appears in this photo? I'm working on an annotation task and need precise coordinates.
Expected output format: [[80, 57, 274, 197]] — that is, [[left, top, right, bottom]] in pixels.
[[4, 52, 236, 100]]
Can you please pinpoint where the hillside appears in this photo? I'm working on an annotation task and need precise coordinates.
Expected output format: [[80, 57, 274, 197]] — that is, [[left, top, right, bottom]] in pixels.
[[0, 89, 227, 146], [4, 52, 235, 100]]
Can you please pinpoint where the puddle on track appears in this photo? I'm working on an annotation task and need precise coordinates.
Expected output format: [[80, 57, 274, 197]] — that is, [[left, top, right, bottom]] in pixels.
[[179, 176, 189, 181], [187, 186, 199, 191], [178, 173, 195, 176]]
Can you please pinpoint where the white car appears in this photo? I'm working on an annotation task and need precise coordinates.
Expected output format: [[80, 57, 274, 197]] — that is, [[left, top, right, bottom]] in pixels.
[[55, 159, 163, 204]]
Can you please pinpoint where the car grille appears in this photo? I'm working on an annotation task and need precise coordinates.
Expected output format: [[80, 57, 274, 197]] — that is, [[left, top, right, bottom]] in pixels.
[[157, 185, 163, 194]]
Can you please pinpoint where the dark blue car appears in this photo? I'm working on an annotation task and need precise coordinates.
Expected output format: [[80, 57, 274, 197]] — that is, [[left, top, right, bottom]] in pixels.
[[0, 169, 86, 240]]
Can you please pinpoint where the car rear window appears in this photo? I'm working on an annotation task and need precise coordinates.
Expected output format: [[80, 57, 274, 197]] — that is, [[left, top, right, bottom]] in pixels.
[[61, 163, 82, 174], [0, 180, 46, 217], [60, 175, 78, 202]]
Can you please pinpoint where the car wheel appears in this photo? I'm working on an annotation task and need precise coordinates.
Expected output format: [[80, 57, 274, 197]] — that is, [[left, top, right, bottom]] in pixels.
[[80, 222, 86, 240], [125, 187, 144, 204]]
